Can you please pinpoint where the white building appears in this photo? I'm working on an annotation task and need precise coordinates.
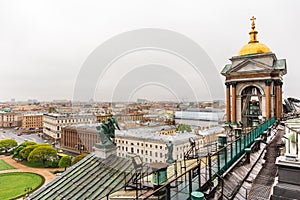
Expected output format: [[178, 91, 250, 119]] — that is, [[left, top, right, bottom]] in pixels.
[[174, 110, 225, 128], [43, 113, 97, 140], [115, 125, 224, 163], [0, 110, 22, 128], [60, 123, 224, 163]]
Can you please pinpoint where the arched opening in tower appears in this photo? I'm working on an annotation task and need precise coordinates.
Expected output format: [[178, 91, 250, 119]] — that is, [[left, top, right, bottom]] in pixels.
[[241, 86, 262, 127]]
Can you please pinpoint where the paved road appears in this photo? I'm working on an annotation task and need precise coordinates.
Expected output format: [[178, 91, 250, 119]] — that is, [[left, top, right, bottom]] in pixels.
[[0, 128, 44, 144]]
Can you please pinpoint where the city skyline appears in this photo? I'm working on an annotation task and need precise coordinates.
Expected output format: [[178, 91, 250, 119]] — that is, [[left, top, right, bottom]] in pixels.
[[0, 1, 299, 102]]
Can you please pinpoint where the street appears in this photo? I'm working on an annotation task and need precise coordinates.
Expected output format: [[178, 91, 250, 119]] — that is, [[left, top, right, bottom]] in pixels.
[[0, 128, 45, 145]]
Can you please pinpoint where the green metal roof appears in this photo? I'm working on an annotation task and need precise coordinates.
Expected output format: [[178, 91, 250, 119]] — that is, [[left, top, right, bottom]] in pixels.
[[221, 64, 231, 75]]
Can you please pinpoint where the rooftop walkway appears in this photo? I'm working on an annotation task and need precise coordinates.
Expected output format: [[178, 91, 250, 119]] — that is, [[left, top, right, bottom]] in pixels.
[[247, 128, 284, 199]]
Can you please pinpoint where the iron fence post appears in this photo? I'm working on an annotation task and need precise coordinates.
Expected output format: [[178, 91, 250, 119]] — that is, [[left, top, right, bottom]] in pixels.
[[208, 153, 212, 180]]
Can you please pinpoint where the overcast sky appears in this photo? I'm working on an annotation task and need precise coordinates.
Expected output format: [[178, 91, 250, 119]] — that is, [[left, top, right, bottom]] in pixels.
[[0, 0, 299, 102]]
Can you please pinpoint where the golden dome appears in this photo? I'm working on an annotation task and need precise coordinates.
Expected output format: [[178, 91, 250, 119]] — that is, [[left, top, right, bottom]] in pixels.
[[238, 16, 271, 56], [238, 42, 271, 56]]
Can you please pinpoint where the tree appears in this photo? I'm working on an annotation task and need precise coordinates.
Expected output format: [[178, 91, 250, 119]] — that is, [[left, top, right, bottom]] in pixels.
[[28, 146, 57, 166], [19, 141, 36, 147], [58, 156, 72, 171], [48, 107, 57, 113], [14, 141, 37, 159], [176, 124, 192, 133], [71, 154, 87, 166], [0, 139, 18, 153], [20, 144, 50, 160]]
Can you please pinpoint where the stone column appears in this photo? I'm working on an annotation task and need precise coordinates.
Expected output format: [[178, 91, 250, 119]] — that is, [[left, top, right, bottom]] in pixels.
[[225, 82, 231, 123], [275, 80, 282, 119], [279, 82, 283, 119], [265, 80, 272, 120], [231, 82, 237, 124]]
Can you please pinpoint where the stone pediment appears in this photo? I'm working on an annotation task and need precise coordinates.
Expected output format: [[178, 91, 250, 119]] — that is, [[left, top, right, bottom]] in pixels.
[[228, 59, 273, 74]]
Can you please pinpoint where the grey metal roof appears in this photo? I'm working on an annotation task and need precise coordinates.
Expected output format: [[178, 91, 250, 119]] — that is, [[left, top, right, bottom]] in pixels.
[[29, 154, 137, 200]]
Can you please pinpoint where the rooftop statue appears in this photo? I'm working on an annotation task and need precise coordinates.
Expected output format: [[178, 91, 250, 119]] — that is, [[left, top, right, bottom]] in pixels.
[[96, 117, 120, 148], [166, 141, 175, 163]]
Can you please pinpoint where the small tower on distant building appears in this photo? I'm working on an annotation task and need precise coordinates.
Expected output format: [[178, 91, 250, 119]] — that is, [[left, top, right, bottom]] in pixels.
[[221, 17, 287, 127]]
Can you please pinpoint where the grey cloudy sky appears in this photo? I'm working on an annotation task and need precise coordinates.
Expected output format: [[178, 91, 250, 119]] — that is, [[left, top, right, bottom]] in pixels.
[[0, 0, 299, 102]]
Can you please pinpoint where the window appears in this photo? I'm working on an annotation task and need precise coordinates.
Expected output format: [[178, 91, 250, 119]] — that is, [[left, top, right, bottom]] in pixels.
[[155, 145, 158, 149]]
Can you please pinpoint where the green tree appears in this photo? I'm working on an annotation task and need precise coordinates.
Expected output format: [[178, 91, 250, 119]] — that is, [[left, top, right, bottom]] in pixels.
[[20, 144, 50, 160], [28, 146, 57, 166], [176, 124, 192, 133], [13, 145, 25, 159], [48, 107, 57, 113], [71, 154, 87, 166], [19, 141, 36, 147], [14, 141, 37, 159], [58, 156, 72, 171], [0, 139, 18, 153]]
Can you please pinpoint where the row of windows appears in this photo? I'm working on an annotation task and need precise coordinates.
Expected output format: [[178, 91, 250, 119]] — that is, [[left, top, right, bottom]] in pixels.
[[116, 140, 164, 149], [44, 118, 95, 124], [57, 118, 95, 123], [119, 147, 165, 158]]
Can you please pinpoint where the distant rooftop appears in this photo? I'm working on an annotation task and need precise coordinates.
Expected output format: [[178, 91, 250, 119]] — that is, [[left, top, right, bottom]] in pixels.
[[23, 113, 43, 117], [44, 113, 95, 118], [72, 124, 224, 145], [175, 110, 225, 121]]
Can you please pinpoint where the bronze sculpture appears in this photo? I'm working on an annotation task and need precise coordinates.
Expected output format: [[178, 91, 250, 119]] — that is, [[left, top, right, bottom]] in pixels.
[[96, 117, 120, 147]]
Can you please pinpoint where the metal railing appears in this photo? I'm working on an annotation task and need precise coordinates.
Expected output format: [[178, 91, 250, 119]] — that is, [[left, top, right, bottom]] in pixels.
[[142, 117, 276, 200]]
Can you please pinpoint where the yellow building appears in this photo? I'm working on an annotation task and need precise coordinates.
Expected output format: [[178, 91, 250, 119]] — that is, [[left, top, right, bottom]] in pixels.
[[22, 113, 43, 131], [95, 113, 113, 123]]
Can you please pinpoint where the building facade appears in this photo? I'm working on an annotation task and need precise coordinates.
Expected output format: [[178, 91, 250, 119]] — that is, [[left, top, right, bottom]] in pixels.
[[43, 113, 97, 140], [22, 113, 43, 132], [0, 111, 22, 128], [221, 17, 286, 127], [61, 125, 99, 153], [60, 124, 223, 162], [95, 113, 113, 123]]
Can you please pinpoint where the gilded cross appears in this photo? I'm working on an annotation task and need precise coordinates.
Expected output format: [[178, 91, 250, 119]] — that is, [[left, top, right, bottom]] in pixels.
[[250, 16, 256, 30]]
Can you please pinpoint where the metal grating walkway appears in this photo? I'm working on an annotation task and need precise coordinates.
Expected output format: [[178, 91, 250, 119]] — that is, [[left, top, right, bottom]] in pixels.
[[247, 129, 283, 199]]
